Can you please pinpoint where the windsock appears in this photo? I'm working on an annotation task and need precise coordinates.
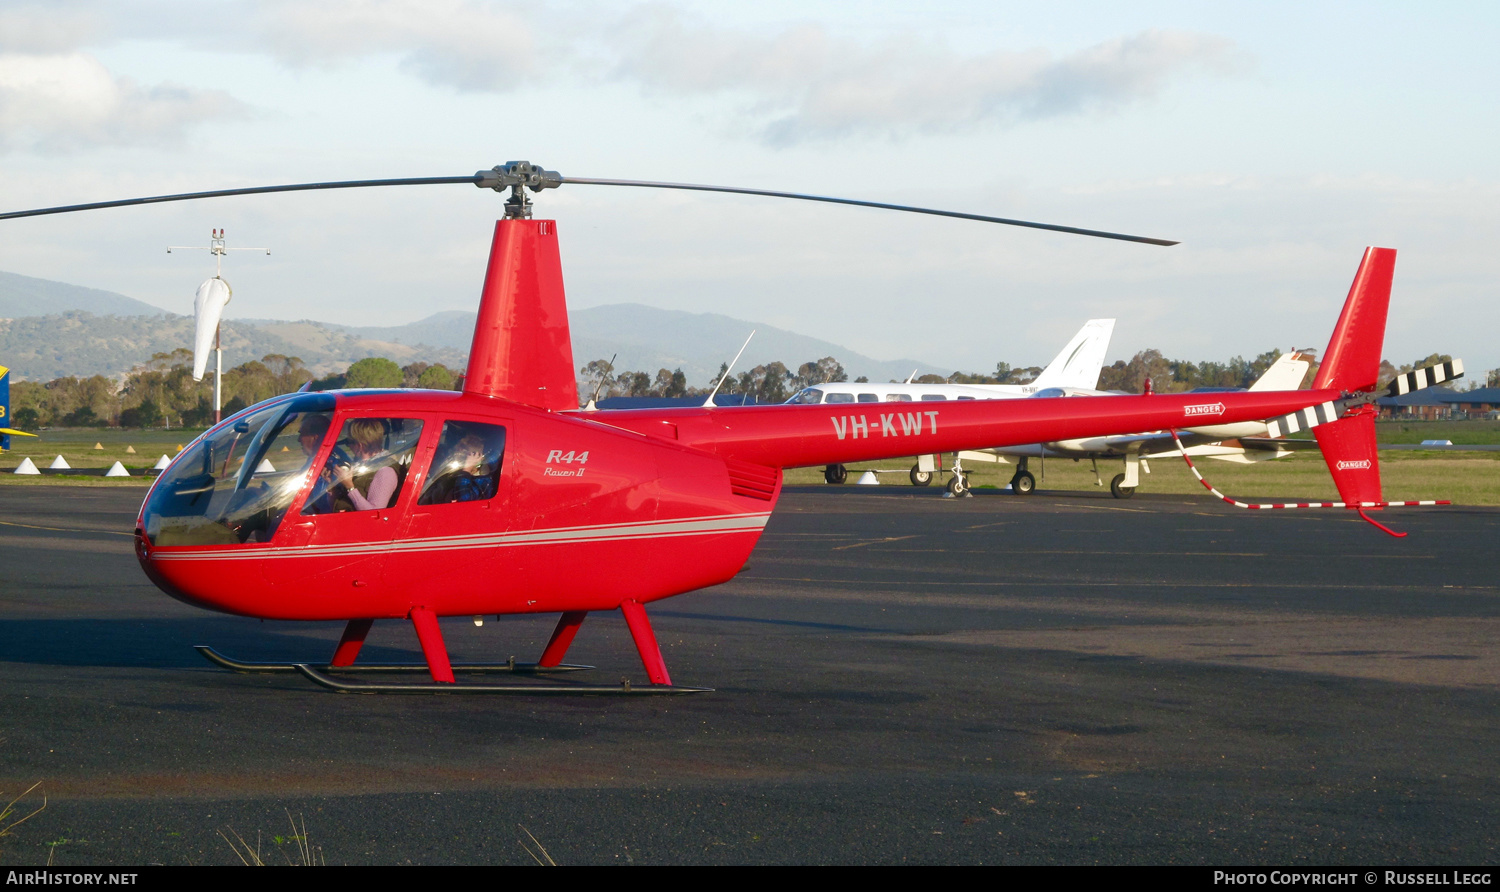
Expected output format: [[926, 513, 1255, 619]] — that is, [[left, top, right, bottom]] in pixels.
[[192, 276, 233, 382]]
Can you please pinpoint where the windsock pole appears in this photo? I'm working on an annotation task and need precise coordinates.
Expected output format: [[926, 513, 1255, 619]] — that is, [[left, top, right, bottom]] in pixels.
[[214, 324, 222, 424]]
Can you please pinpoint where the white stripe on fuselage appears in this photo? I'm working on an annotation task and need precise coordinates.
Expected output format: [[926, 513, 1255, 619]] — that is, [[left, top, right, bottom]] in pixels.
[[150, 512, 773, 561]]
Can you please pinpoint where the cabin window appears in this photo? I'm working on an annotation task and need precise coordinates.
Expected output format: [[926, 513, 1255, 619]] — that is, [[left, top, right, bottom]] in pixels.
[[144, 394, 335, 545], [857, 393, 879, 403], [787, 388, 823, 405], [419, 421, 507, 505], [303, 417, 424, 515], [824, 392, 855, 404], [920, 394, 948, 401], [885, 393, 913, 402], [957, 396, 975, 400]]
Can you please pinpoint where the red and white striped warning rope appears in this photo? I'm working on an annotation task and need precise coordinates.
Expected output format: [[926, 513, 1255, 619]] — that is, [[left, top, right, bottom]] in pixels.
[[1168, 430, 1447, 537]]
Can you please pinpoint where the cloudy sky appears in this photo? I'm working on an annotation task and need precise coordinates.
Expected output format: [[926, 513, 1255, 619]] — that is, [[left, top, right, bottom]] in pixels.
[[0, 0, 1496, 379]]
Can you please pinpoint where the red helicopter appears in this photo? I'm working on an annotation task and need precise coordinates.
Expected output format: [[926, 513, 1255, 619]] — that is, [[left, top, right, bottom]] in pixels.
[[1, 162, 1436, 693]]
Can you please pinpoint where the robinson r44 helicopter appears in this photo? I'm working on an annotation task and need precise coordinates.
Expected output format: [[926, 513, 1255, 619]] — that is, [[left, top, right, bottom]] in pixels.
[[1, 162, 1448, 693]]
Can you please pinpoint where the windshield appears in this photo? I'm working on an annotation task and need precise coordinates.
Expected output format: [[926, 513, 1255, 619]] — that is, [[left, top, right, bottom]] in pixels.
[[787, 388, 823, 405], [143, 394, 336, 546]]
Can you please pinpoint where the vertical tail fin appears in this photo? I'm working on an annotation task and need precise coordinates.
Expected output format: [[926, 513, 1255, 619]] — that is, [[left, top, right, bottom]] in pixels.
[[0, 365, 9, 451], [1030, 318, 1116, 389], [1313, 247, 1395, 393], [1315, 407, 1383, 505], [1247, 352, 1311, 392], [1313, 248, 1395, 505]]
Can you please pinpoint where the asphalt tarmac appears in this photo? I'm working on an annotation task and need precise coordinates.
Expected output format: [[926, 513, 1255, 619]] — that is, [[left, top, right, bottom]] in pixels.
[[0, 483, 1496, 865]]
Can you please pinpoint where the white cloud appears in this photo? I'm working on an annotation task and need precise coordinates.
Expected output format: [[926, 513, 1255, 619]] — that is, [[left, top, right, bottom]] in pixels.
[[610, 11, 1242, 144], [248, 0, 538, 90], [0, 4, 107, 53], [0, 52, 243, 152]]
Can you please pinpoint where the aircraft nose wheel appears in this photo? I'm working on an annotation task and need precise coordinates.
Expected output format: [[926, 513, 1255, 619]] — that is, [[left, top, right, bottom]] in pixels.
[[1109, 473, 1136, 499], [825, 464, 848, 485], [945, 473, 971, 496], [909, 465, 933, 486], [1010, 470, 1036, 495]]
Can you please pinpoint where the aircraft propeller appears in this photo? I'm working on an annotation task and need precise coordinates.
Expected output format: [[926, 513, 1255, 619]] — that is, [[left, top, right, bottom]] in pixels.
[[0, 160, 1178, 246]]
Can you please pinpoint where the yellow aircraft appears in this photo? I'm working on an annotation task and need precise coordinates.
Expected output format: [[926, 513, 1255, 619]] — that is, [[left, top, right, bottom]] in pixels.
[[0, 365, 37, 449]]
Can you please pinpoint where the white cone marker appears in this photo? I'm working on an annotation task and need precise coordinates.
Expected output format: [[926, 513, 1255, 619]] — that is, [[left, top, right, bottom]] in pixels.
[[256, 459, 276, 473], [856, 471, 879, 485], [104, 461, 131, 477], [48, 455, 70, 469], [152, 454, 171, 470], [14, 457, 39, 475]]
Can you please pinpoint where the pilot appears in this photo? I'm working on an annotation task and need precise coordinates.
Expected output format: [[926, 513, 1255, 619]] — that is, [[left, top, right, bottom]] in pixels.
[[296, 413, 339, 514], [332, 418, 399, 510]]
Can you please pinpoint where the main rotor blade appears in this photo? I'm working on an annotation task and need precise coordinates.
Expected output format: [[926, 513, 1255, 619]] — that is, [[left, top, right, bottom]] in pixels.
[[562, 177, 1179, 246], [0, 176, 482, 221], [0, 165, 1179, 245]]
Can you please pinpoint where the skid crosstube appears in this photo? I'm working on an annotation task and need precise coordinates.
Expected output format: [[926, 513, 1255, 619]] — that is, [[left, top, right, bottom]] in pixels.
[[294, 664, 712, 695], [194, 645, 593, 675]]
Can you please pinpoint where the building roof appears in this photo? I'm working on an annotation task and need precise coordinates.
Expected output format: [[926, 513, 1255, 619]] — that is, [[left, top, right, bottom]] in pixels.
[[1376, 386, 1456, 408], [1438, 387, 1500, 405]]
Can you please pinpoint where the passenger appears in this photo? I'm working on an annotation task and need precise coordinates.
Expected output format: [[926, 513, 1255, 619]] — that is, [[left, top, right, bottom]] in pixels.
[[425, 434, 496, 504], [445, 434, 496, 502], [333, 418, 398, 510]]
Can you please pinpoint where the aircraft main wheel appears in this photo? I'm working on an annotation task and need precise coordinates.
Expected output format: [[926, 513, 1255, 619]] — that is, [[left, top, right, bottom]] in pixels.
[[825, 464, 847, 485], [1110, 473, 1136, 499], [946, 474, 968, 496], [1011, 470, 1036, 495], [910, 465, 933, 486]]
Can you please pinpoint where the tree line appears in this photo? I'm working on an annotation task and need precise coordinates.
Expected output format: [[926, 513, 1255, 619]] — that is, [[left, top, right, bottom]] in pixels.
[[579, 357, 849, 404], [11, 351, 461, 430], [9, 346, 1473, 430]]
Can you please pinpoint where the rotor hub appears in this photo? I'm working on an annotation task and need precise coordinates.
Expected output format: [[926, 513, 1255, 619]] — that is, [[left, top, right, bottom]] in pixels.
[[476, 161, 562, 219]]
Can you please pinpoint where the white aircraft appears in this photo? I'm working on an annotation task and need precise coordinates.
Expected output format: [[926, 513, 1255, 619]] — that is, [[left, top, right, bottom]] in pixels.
[[944, 352, 1316, 498], [786, 319, 1116, 483]]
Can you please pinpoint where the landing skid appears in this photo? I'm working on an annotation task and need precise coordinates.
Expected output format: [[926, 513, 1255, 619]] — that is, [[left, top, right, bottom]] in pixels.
[[195, 645, 593, 675], [294, 664, 711, 695]]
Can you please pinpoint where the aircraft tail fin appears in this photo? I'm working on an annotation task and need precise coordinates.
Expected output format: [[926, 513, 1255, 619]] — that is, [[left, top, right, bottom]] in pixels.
[[1314, 408, 1383, 505], [1030, 318, 1115, 390], [1312, 247, 1395, 393], [464, 219, 579, 411], [0, 364, 15, 450], [1247, 352, 1310, 392], [1310, 248, 1396, 505]]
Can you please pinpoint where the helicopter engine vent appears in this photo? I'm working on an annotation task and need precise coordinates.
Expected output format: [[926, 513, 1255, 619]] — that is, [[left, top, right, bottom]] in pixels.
[[726, 459, 780, 501]]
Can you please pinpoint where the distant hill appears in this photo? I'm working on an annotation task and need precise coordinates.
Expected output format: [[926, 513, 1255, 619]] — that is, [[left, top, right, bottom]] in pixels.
[[0, 270, 166, 318], [338, 303, 940, 385], [0, 269, 942, 384], [0, 312, 465, 381]]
